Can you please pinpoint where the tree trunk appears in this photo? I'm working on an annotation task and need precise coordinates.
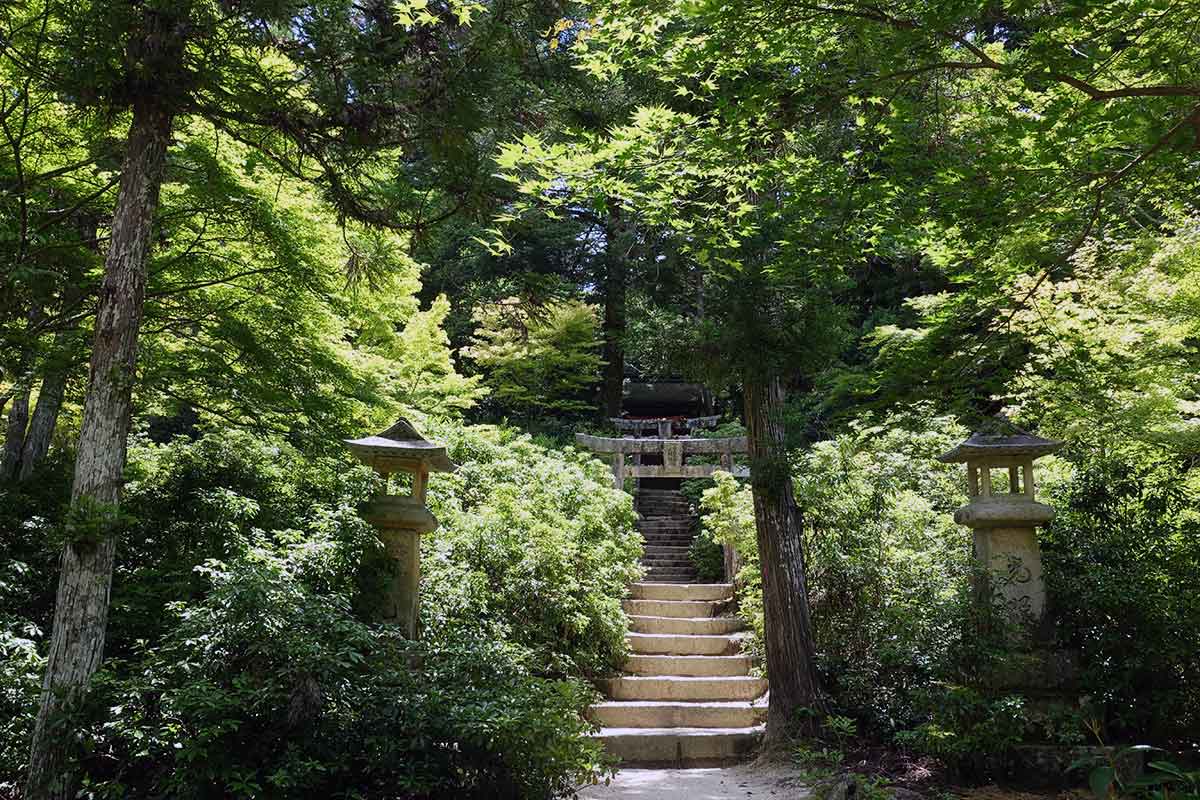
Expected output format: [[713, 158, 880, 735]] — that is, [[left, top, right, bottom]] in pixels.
[[25, 101, 173, 800], [601, 208, 629, 419], [743, 373, 826, 742], [1, 384, 30, 480], [19, 243, 91, 480], [18, 362, 69, 480]]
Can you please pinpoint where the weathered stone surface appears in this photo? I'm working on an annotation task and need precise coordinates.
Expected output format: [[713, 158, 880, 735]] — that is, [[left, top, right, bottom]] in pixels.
[[593, 726, 764, 765], [623, 599, 721, 618], [625, 654, 752, 677], [576, 434, 748, 487], [630, 583, 734, 601], [590, 699, 767, 728], [628, 614, 745, 636], [591, 579, 766, 766], [814, 774, 862, 800]]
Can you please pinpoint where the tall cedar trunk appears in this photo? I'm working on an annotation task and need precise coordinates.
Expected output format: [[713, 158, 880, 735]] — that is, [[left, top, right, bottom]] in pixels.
[[743, 373, 826, 741], [18, 363, 68, 480], [18, 265, 88, 480], [1, 386, 30, 480], [601, 208, 628, 418], [25, 102, 173, 800]]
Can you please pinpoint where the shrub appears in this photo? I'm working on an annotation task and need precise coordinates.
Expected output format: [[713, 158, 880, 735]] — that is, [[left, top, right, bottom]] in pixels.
[[111, 430, 382, 650], [697, 472, 764, 666], [0, 622, 43, 792], [1041, 446, 1200, 746], [688, 532, 725, 583], [424, 422, 642, 677], [1, 421, 639, 795], [793, 415, 971, 733], [85, 551, 608, 799]]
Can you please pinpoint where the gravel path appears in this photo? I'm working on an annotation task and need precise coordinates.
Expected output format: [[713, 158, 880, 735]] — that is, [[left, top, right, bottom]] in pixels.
[[578, 765, 811, 799]]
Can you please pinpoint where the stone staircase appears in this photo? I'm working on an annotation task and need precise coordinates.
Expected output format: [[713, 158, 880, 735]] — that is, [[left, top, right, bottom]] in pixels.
[[588, 485, 767, 765], [637, 488, 698, 583], [592, 582, 767, 764]]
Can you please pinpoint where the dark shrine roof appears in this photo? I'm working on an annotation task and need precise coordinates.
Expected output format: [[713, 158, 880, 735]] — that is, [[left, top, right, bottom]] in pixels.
[[344, 418, 456, 472]]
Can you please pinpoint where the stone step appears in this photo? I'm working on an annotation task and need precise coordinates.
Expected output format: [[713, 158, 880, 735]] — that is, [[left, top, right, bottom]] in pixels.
[[638, 519, 693, 527], [623, 599, 720, 618], [640, 533, 694, 542], [641, 559, 693, 569], [595, 726, 764, 766], [642, 571, 699, 582], [590, 699, 767, 729], [630, 583, 733, 601], [627, 632, 742, 656], [625, 654, 752, 677], [601, 675, 768, 702], [644, 545, 690, 556], [629, 615, 744, 636]]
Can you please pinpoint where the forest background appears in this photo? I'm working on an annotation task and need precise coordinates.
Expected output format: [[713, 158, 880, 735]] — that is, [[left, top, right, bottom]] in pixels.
[[1, 0, 1199, 797]]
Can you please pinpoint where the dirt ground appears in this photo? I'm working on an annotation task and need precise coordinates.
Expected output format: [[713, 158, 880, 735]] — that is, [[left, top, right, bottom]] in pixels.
[[577, 765, 812, 799]]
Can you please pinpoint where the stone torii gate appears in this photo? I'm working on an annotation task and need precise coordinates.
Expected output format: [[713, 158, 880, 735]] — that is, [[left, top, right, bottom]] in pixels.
[[575, 428, 749, 489]]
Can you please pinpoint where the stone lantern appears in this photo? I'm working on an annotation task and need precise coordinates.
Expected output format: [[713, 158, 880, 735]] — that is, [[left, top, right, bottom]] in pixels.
[[344, 419, 455, 638], [938, 423, 1062, 626]]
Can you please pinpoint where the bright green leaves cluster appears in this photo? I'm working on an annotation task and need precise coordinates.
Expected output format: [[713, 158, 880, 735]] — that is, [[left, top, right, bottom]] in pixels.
[[424, 421, 642, 677], [129, 121, 483, 445], [464, 298, 604, 418]]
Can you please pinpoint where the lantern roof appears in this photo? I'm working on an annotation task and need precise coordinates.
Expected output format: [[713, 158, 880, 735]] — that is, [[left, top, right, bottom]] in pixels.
[[937, 417, 1063, 463], [343, 418, 456, 472]]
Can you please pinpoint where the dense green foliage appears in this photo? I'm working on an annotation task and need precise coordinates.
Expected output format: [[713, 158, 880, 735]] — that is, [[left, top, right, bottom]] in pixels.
[[693, 410, 1200, 765], [464, 299, 604, 420], [0, 426, 638, 796], [1042, 449, 1200, 745], [4, 0, 1200, 790]]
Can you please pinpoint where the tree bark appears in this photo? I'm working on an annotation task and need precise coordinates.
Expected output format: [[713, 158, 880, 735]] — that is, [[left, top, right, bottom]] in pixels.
[[18, 361, 69, 480], [1, 384, 30, 480], [601, 208, 629, 419], [25, 100, 174, 800], [743, 373, 826, 741], [17, 265, 87, 480]]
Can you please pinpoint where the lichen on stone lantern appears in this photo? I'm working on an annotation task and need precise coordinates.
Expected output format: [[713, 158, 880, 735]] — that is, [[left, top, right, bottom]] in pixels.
[[344, 419, 456, 638], [938, 419, 1063, 625]]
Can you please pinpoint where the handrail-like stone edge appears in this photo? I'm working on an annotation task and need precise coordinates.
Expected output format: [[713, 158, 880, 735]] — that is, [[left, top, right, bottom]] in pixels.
[[575, 433, 748, 454], [609, 415, 723, 430]]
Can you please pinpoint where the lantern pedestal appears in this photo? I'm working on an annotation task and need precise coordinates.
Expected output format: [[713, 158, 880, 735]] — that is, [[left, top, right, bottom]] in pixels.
[[971, 527, 1045, 622], [365, 496, 438, 638], [954, 494, 1055, 629]]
